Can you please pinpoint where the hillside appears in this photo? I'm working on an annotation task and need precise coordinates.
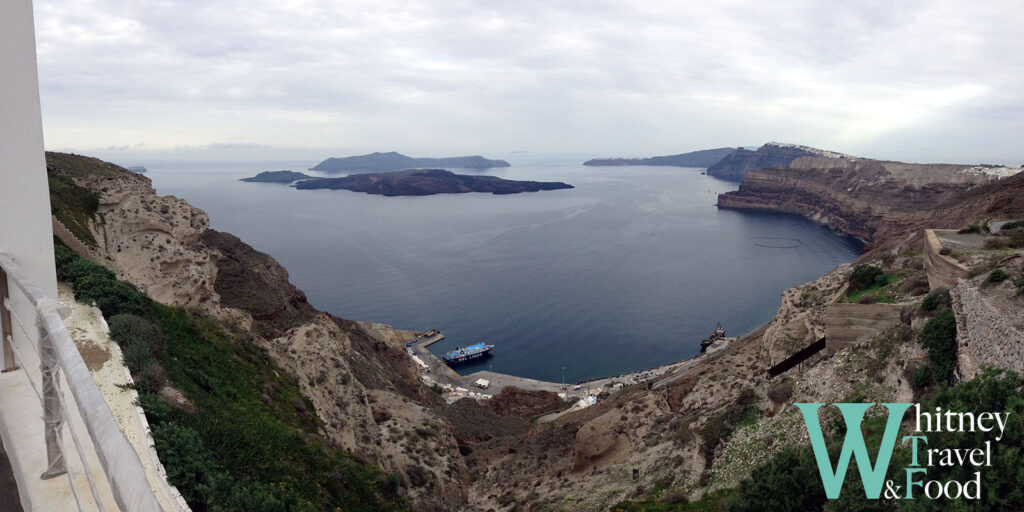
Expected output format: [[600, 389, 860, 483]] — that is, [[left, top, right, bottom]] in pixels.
[[311, 152, 510, 172], [716, 154, 1012, 244], [45, 152, 468, 511], [583, 147, 735, 168]]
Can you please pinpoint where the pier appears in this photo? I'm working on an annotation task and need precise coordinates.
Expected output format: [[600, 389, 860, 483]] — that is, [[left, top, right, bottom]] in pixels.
[[404, 328, 739, 406]]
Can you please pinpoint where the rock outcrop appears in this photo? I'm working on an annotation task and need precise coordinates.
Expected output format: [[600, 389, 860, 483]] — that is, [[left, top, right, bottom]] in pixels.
[[705, 142, 846, 181], [311, 152, 510, 172], [296, 168, 573, 196], [717, 156, 999, 243], [583, 147, 735, 168], [57, 159, 222, 310]]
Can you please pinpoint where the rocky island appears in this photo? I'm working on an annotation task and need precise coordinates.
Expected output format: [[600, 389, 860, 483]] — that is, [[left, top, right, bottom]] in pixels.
[[295, 168, 572, 196], [239, 170, 313, 183], [311, 151, 510, 172], [583, 147, 735, 168]]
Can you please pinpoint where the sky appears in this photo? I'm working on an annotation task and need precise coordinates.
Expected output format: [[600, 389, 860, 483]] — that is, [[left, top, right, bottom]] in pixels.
[[31, 0, 1024, 164]]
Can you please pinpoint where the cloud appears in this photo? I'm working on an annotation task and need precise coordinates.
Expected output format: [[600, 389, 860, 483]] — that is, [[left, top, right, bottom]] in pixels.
[[33, 0, 1024, 163]]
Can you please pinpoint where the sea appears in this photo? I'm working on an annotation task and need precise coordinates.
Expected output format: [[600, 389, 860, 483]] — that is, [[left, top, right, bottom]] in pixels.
[[141, 156, 863, 383]]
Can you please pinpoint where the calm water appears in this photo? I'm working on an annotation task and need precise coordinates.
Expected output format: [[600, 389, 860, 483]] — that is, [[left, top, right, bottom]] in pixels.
[[142, 158, 862, 383]]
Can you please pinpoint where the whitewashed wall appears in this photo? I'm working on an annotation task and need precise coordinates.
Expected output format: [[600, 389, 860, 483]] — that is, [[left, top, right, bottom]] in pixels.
[[0, 0, 58, 350]]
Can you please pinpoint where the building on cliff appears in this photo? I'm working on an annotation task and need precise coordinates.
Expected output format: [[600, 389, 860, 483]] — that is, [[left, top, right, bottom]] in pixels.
[[1, 1, 171, 510]]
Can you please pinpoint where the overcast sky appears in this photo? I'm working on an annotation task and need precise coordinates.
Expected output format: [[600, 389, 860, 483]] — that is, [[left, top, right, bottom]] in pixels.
[[32, 1, 1024, 164]]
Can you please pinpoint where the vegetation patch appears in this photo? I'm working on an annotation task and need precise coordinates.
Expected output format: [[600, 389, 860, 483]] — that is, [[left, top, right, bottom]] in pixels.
[[988, 268, 1010, 283], [54, 242, 406, 511], [919, 308, 958, 385], [1000, 220, 1023, 231], [47, 173, 99, 246]]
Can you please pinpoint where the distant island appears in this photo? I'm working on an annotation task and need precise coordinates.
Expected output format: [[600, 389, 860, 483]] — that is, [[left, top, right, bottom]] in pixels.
[[311, 151, 511, 172], [126, 166, 147, 173], [295, 169, 572, 196], [240, 170, 313, 183], [583, 147, 735, 168]]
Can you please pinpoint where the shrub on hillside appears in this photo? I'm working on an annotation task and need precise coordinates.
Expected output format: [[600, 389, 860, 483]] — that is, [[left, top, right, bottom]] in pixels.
[[984, 237, 1010, 250], [989, 268, 1010, 283], [921, 289, 947, 312], [850, 264, 885, 290], [1010, 230, 1024, 248], [1001, 220, 1024, 231], [958, 223, 981, 234], [939, 247, 952, 255], [920, 308, 958, 384], [726, 445, 825, 512]]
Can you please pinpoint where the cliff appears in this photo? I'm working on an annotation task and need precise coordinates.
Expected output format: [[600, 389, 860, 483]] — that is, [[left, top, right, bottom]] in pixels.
[[705, 142, 850, 181], [46, 153, 468, 510], [583, 147, 735, 168], [716, 156, 1003, 243], [295, 168, 573, 196], [311, 151, 510, 172]]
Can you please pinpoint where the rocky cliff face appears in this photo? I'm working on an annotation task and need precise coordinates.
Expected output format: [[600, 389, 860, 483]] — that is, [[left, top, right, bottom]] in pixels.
[[716, 156, 1000, 244], [705, 142, 844, 181], [50, 155, 468, 511]]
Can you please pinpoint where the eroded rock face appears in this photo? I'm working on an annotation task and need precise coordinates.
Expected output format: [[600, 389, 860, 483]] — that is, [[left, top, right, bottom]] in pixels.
[[59, 160, 469, 510], [73, 169, 222, 310], [717, 157, 993, 244]]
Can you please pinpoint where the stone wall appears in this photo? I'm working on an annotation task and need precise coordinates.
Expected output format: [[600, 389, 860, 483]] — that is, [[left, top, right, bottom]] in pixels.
[[924, 229, 968, 290], [825, 303, 904, 354], [951, 281, 1024, 380]]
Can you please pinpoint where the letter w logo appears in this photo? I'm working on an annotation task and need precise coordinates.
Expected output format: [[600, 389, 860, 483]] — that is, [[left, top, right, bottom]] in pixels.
[[796, 403, 911, 499]]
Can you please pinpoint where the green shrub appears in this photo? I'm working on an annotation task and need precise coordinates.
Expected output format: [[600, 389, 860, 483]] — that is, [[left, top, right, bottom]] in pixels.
[[911, 365, 932, 389], [850, 264, 885, 290], [921, 289, 946, 311], [1016, 276, 1024, 297], [920, 308, 958, 384], [989, 268, 1010, 283], [1000, 220, 1023, 231], [121, 337, 153, 373], [153, 422, 217, 505], [108, 314, 166, 354], [75, 278, 151, 317], [726, 446, 826, 512], [958, 223, 981, 234], [59, 257, 115, 284]]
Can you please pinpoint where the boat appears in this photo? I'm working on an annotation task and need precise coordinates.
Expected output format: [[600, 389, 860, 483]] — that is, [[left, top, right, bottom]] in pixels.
[[441, 343, 494, 365], [700, 323, 726, 352]]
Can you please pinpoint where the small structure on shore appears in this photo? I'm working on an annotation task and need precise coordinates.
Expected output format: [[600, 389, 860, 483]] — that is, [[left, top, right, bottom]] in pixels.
[[700, 323, 726, 352]]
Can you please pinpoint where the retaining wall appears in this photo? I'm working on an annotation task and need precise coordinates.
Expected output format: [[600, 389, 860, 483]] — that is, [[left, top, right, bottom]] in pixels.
[[825, 303, 904, 354]]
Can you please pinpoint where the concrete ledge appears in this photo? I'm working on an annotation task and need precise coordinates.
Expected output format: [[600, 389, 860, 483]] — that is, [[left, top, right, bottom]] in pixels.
[[0, 369, 118, 511]]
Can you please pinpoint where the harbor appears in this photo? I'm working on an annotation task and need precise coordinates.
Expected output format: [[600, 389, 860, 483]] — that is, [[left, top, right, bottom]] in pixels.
[[404, 325, 740, 411]]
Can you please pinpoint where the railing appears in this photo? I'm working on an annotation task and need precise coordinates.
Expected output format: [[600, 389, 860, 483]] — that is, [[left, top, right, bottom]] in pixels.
[[0, 252, 162, 511]]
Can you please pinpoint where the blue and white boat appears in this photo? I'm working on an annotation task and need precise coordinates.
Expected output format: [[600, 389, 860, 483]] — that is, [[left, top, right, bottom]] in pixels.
[[441, 343, 494, 365]]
